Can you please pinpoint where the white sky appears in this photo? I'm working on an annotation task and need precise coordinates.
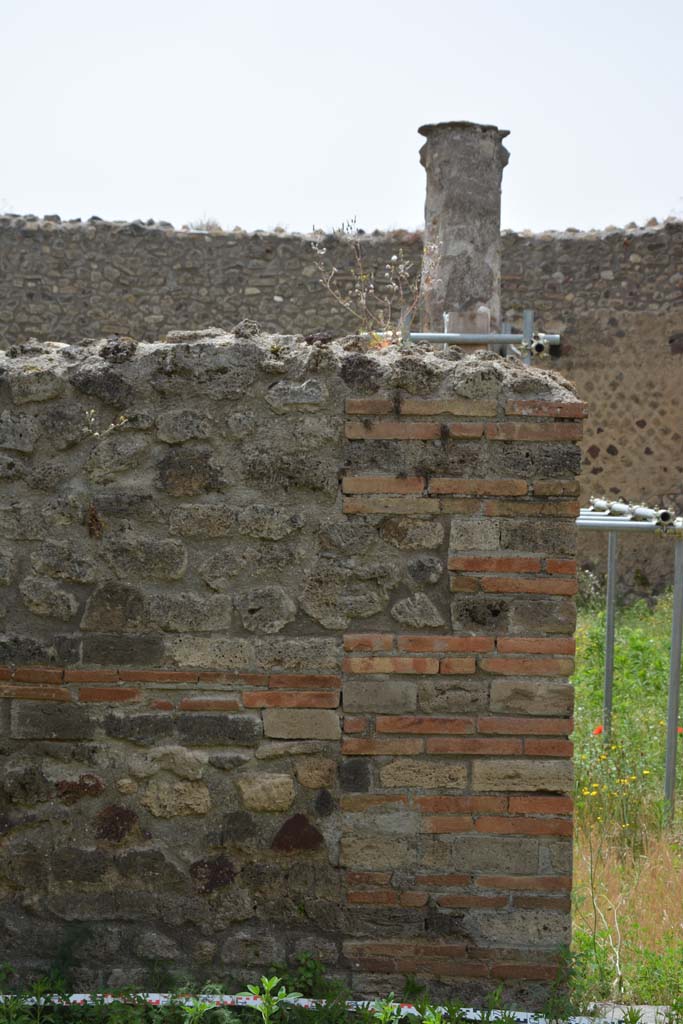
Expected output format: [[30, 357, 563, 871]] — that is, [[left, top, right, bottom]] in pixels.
[[3, 0, 682, 234]]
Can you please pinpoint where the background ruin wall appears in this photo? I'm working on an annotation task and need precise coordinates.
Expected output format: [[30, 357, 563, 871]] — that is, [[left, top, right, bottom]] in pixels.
[[0, 214, 681, 593], [0, 334, 581, 1001]]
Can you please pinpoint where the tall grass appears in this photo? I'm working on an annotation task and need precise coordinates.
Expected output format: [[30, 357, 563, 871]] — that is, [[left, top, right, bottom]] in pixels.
[[573, 590, 683, 1003]]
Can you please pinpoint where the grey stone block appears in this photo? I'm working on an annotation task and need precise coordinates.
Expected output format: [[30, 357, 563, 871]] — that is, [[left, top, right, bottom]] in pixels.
[[343, 678, 416, 714], [11, 702, 95, 741], [177, 713, 262, 747], [263, 709, 340, 740]]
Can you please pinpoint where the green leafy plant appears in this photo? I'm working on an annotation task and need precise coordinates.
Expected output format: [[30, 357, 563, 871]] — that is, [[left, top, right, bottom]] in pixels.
[[179, 1001, 214, 1024], [238, 978, 303, 1024], [273, 955, 349, 1024], [368, 996, 400, 1024]]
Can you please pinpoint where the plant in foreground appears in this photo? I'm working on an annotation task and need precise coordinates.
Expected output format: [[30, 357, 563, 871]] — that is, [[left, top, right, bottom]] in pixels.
[[238, 978, 303, 1024]]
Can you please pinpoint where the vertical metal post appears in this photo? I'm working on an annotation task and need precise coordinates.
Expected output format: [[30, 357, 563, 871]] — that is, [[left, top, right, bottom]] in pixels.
[[664, 537, 683, 816], [522, 309, 534, 366], [603, 530, 618, 736]]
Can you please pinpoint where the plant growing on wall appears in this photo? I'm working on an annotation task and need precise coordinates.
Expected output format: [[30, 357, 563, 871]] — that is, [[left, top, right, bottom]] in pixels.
[[310, 219, 420, 341]]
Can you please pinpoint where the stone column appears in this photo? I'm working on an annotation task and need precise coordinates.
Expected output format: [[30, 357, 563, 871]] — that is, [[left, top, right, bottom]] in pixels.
[[418, 120, 510, 333]]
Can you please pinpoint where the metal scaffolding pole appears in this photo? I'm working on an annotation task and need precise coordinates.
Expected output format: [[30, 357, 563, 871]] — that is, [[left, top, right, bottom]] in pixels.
[[603, 531, 618, 736], [578, 504, 683, 813], [664, 536, 683, 817]]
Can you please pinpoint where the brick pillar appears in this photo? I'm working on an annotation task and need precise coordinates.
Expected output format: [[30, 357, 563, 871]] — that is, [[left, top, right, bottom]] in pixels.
[[340, 389, 584, 1001], [419, 121, 510, 333]]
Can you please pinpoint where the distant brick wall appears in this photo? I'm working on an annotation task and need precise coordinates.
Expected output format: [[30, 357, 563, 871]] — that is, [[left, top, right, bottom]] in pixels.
[[0, 333, 581, 1002]]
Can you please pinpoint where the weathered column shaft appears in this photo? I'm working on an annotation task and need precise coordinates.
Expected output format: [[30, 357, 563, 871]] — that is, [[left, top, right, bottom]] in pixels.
[[419, 120, 510, 332]]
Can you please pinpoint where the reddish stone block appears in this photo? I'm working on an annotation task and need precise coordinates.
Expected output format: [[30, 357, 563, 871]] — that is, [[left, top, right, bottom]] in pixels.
[[13, 667, 64, 684], [344, 634, 394, 652], [448, 556, 542, 573], [398, 635, 494, 653], [505, 399, 588, 419], [475, 816, 573, 837], [376, 716, 474, 735], [178, 697, 242, 712], [477, 716, 573, 736], [343, 656, 439, 675], [426, 737, 523, 756], [524, 738, 574, 757], [342, 476, 425, 494], [79, 687, 140, 703]]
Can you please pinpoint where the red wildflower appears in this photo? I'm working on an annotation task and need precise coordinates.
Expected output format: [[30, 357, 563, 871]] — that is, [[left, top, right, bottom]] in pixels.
[[593, 725, 604, 735], [678, 726, 683, 735]]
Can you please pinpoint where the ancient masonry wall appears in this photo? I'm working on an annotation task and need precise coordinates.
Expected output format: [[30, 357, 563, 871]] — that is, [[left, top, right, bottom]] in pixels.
[[0, 332, 582, 1000], [0, 214, 681, 590]]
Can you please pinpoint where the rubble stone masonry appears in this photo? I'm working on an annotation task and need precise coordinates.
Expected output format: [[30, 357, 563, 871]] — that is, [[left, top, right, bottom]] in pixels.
[[0, 214, 680, 590], [0, 330, 582, 1002]]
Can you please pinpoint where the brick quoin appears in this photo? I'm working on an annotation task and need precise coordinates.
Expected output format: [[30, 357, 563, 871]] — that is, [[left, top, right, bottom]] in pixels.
[[13, 667, 64, 684], [477, 874, 572, 890], [480, 576, 578, 596], [546, 558, 578, 575], [486, 422, 583, 442], [533, 479, 580, 497], [448, 556, 542, 573], [343, 656, 439, 674], [496, 637, 576, 654], [504, 398, 588, 418], [376, 715, 475, 735], [480, 656, 576, 676], [342, 476, 426, 494], [0, 685, 71, 701], [79, 687, 141, 703], [399, 398, 498, 417], [430, 478, 527, 496], [343, 634, 394, 652], [416, 796, 506, 813], [398, 635, 494, 653], [178, 697, 242, 711], [477, 716, 573, 736], [483, 498, 581, 518], [345, 397, 394, 415], [343, 716, 368, 734], [425, 737, 524, 756]]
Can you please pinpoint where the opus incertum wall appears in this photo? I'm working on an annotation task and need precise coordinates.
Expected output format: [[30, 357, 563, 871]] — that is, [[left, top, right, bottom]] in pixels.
[[1, 213, 680, 591], [0, 331, 583, 1002]]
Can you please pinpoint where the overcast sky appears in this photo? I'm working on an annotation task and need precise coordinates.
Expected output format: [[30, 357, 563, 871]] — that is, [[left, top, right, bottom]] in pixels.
[[3, 0, 682, 234]]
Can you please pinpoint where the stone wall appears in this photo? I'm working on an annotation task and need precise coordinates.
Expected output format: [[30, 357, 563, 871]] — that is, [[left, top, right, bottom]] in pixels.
[[1, 214, 681, 591], [0, 331, 582, 1001]]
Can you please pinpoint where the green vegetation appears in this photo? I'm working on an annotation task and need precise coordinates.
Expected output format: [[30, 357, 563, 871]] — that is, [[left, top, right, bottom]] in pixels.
[[0, 966, 570, 1024], [573, 589, 683, 1004]]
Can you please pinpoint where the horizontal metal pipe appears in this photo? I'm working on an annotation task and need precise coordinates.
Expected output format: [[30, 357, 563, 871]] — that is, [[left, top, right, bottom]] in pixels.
[[408, 332, 561, 345], [577, 518, 683, 533], [577, 519, 661, 531]]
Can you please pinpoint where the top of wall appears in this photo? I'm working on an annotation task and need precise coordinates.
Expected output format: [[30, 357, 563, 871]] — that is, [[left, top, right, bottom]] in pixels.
[[0, 332, 579, 670], [2, 211, 682, 243]]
